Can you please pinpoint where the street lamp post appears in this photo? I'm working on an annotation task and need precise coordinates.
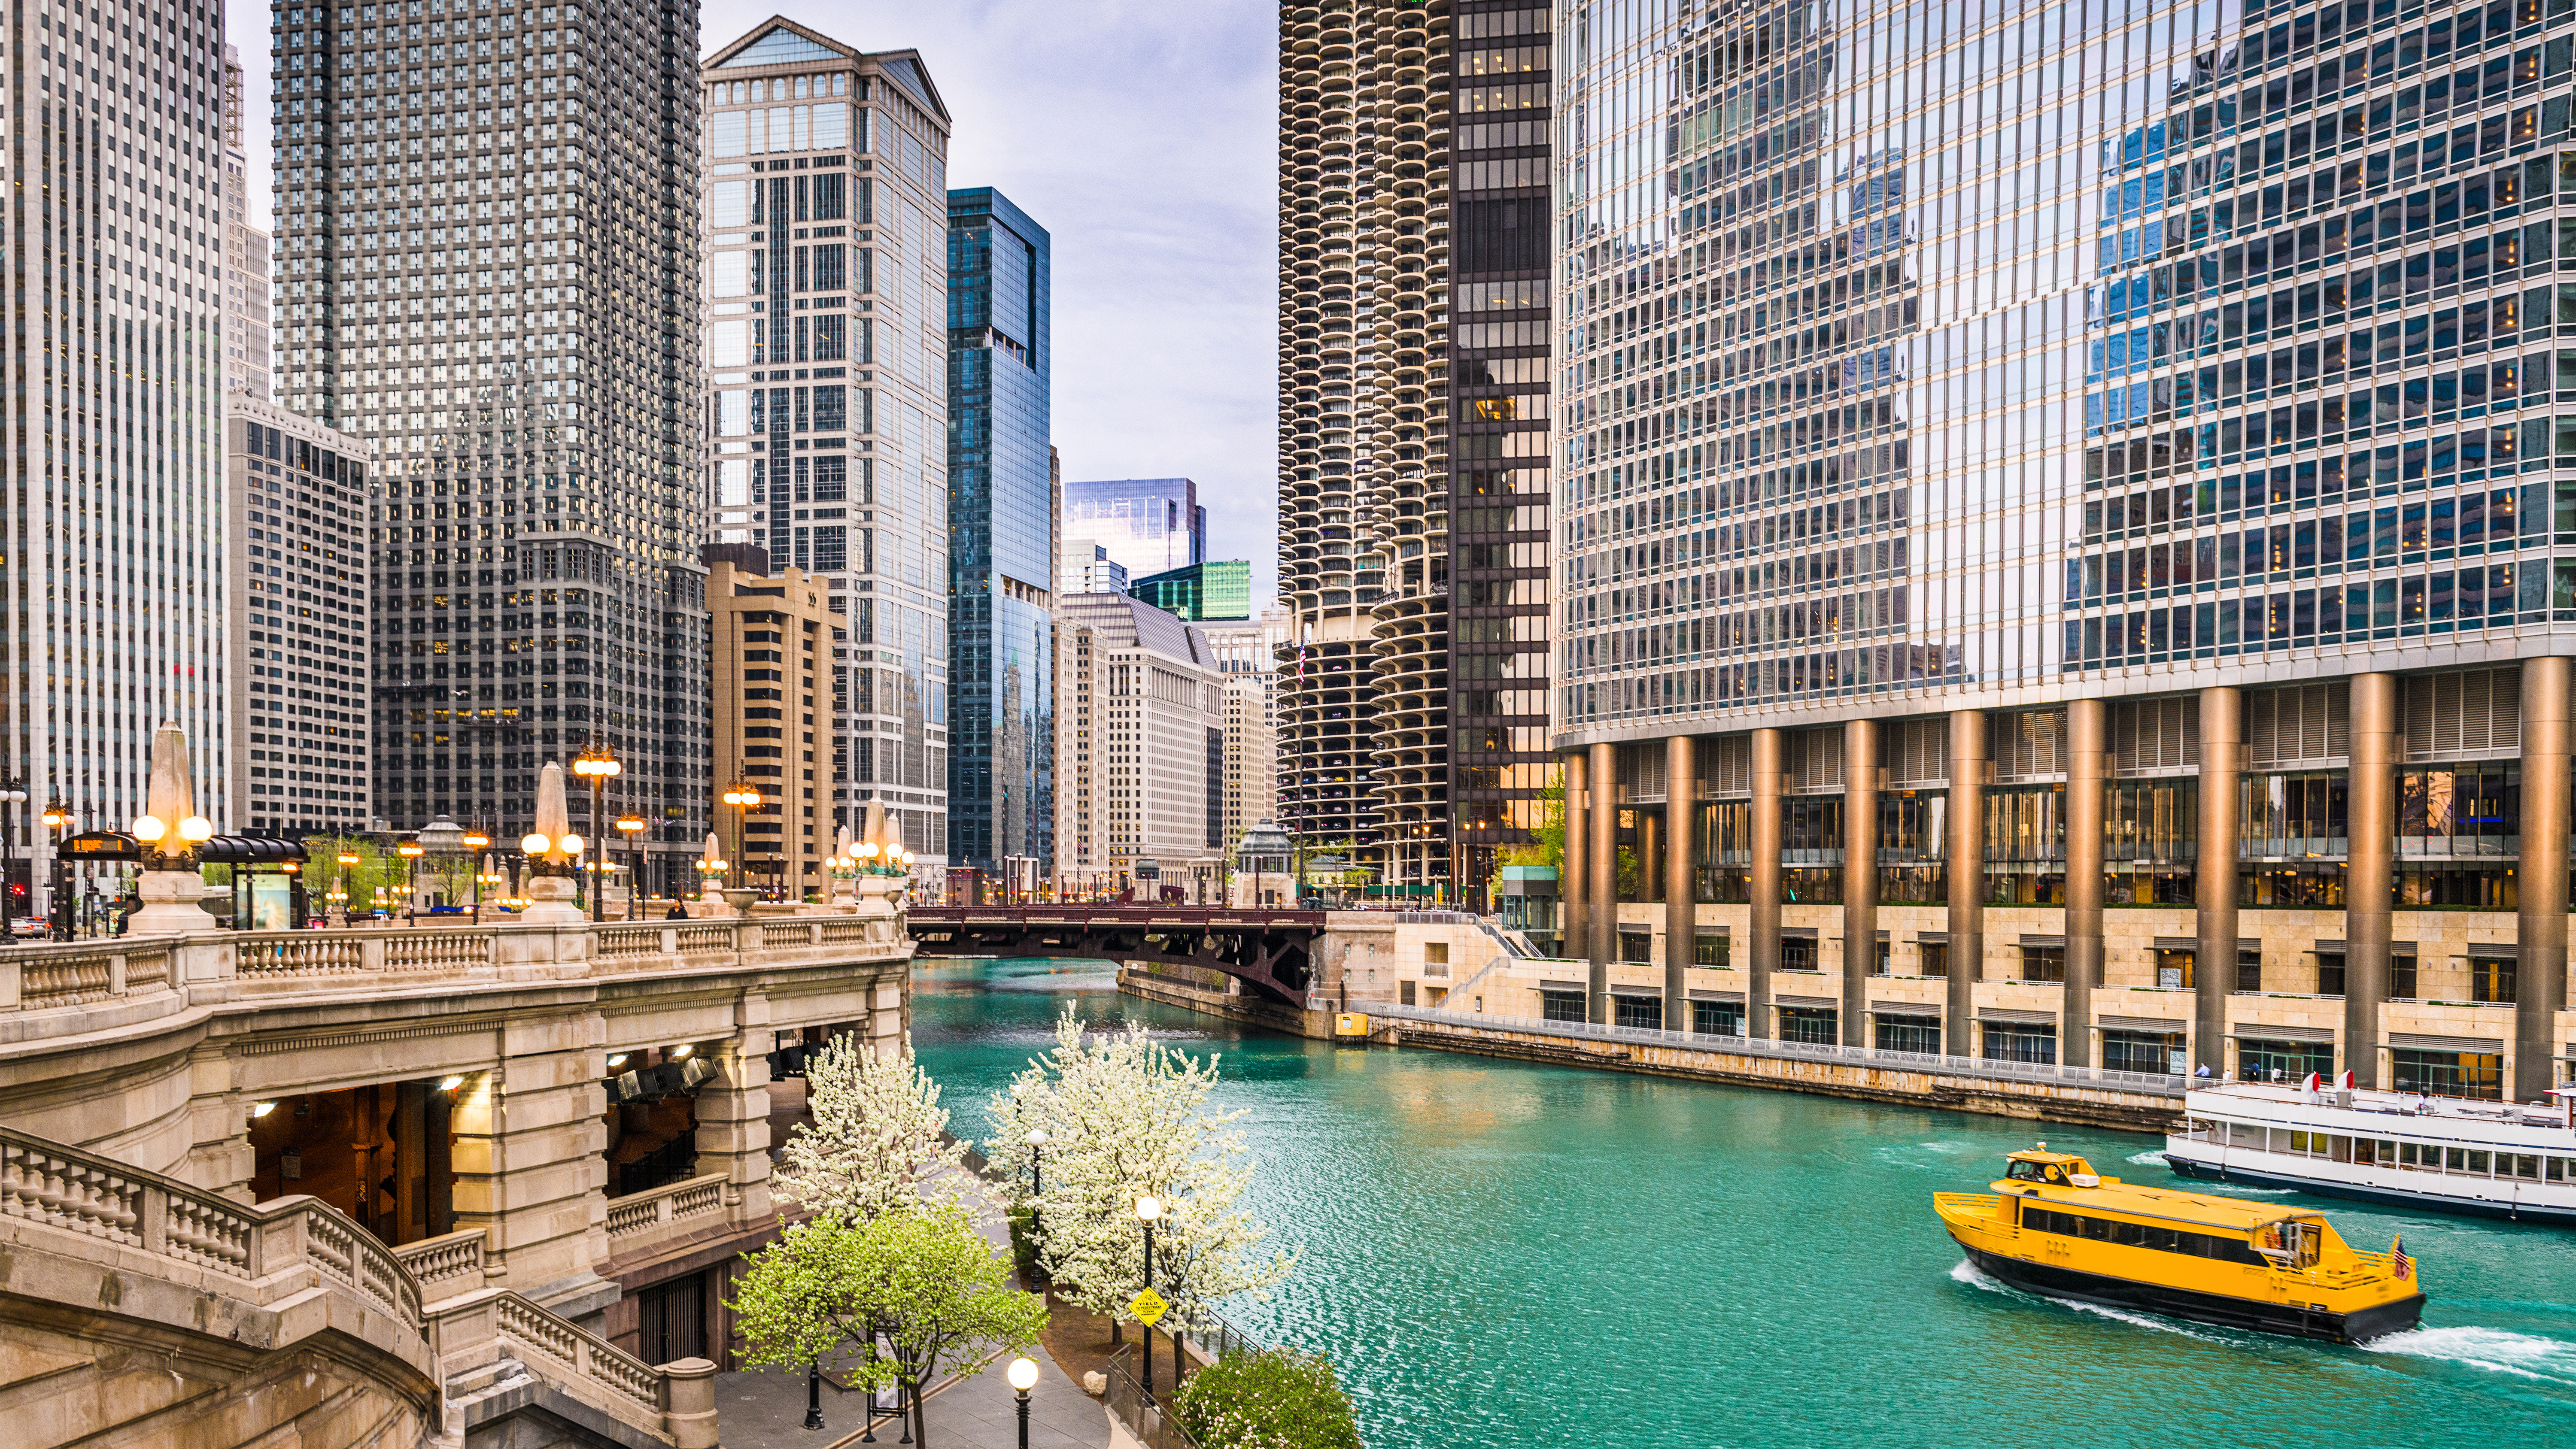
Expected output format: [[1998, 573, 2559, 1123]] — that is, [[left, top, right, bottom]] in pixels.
[[0, 783, 27, 939], [616, 813, 646, 918], [804, 1359, 825, 1432], [720, 779, 760, 892], [397, 841, 425, 923], [1006, 1358, 1039, 1449], [40, 799, 72, 940], [574, 746, 621, 922], [1135, 1194, 1162, 1405], [461, 828, 492, 921], [335, 849, 362, 927]]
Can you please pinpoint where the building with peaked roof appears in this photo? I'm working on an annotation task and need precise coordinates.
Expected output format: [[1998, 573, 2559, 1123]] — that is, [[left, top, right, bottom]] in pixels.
[[699, 18, 956, 879]]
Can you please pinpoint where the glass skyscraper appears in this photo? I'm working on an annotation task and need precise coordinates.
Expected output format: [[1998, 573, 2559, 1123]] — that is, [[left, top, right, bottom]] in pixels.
[[275, 0, 708, 889], [1552, 0, 2576, 1102], [946, 186, 1054, 879], [698, 24, 955, 871]]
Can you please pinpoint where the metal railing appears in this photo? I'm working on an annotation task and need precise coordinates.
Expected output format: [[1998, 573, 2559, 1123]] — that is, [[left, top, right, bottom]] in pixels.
[[1104, 1348, 1201, 1449], [1175, 1309, 1265, 1364], [1370, 1002, 2190, 1097]]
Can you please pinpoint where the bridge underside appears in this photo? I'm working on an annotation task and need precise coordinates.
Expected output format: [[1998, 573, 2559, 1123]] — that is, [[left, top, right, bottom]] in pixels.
[[909, 918, 1318, 1005]]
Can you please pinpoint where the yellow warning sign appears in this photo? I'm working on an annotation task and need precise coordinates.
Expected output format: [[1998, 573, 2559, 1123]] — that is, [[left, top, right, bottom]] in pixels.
[[1128, 1286, 1170, 1326]]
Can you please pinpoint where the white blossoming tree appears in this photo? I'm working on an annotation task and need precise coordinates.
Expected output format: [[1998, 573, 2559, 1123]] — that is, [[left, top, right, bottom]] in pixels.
[[987, 1012, 1293, 1335], [774, 1032, 975, 1224]]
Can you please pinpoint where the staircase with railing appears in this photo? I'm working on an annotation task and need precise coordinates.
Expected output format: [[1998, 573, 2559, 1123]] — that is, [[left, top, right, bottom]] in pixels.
[[0, 1123, 716, 1449]]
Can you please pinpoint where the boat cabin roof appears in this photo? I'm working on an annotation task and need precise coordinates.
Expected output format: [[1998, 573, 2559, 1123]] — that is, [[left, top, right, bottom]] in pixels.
[[1994, 1172, 2324, 1233]]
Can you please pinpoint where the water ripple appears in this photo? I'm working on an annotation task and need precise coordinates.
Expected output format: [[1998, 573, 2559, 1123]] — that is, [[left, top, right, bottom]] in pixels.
[[913, 959, 2576, 1448]]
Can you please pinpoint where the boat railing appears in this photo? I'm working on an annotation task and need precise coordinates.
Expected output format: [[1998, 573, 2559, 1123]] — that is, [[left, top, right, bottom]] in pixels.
[[1368, 1003, 2189, 1097]]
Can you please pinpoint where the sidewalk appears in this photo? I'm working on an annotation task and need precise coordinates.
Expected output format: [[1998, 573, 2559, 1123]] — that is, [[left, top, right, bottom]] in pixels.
[[716, 1162, 1113, 1449], [715, 1352, 1112, 1449]]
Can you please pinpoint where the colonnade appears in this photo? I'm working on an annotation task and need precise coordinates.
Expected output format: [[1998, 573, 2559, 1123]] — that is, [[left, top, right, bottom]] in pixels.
[[1559, 663, 2575, 1101]]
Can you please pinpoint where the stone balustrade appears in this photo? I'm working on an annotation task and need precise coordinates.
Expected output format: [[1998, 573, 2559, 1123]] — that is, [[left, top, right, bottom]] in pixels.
[[0, 898, 911, 1368], [603, 1172, 729, 1245], [0, 908, 910, 1050], [0, 1120, 422, 1323], [393, 1225, 491, 1302]]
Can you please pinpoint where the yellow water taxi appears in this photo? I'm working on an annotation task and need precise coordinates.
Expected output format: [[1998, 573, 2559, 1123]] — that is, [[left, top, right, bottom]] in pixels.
[[1935, 1145, 2425, 1343]]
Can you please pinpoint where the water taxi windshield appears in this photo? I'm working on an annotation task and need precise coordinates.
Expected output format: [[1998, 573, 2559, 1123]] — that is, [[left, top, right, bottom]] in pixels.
[[2005, 1159, 2079, 1185], [2252, 1218, 2324, 1270]]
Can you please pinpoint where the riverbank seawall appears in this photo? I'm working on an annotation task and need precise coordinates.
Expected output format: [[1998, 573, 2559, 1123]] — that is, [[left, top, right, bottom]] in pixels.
[[1116, 968, 2178, 1132]]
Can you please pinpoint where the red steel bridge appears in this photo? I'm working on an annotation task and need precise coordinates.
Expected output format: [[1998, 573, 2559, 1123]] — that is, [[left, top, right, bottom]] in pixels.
[[906, 905, 1327, 1005]]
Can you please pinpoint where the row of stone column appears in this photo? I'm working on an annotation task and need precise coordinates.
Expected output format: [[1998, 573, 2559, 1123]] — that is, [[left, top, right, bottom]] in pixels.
[[1560, 661, 2573, 1100]]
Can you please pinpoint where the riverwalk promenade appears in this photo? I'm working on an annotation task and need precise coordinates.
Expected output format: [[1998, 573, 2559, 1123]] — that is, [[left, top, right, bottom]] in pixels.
[[716, 1161, 1120, 1449]]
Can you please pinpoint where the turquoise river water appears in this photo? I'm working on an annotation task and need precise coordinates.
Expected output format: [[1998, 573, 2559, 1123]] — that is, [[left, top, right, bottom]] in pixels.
[[910, 958, 2576, 1448]]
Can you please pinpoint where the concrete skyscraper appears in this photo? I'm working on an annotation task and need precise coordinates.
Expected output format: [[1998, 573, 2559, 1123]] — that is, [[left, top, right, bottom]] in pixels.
[[698, 21, 954, 871], [5, 2, 229, 903], [1549, 0, 2576, 1102], [273, 0, 708, 890], [224, 44, 275, 401], [946, 187, 1053, 882], [1275, 2, 1558, 902]]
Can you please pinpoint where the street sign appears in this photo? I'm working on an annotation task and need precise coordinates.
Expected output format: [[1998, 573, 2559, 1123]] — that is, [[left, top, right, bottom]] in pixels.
[[1128, 1286, 1170, 1326]]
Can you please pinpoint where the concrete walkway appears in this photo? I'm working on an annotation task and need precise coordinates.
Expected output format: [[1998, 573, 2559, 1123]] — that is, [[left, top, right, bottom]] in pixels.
[[716, 1159, 1114, 1449], [715, 1352, 1114, 1449]]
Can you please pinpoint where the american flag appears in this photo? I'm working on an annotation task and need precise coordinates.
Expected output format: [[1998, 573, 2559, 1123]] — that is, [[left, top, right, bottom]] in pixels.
[[2391, 1235, 2412, 1279]]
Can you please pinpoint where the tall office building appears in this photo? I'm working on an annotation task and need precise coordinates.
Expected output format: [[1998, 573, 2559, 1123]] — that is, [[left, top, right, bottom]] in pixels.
[[1549, 0, 2576, 1100], [224, 45, 275, 400], [273, 0, 708, 889], [699, 21, 954, 870], [1052, 593, 1227, 895], [1063, 476, 1205, 583], [705, 547, 845, 895], [5, 2, 228, 895], [1275, 2, 1557, 901], [1203, 606, 1291, 852], [947, 186, 1054, 881], [226, 398, 374, 837]]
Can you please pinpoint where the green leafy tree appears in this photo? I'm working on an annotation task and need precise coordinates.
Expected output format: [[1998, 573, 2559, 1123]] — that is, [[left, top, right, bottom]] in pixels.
[[1172, 1347, 1364, 1449], [731, 1206, 1046, 1448]]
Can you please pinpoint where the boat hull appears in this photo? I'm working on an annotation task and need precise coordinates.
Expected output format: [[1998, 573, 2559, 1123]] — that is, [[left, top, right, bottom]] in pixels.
[[1956, 1242, 2424, 1345], [2163, 1152, 2576, 1226]]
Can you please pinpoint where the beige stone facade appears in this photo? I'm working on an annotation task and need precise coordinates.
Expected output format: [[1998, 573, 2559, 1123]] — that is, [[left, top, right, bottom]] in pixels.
[[0, 909, 909, 1395], [1542, 665, 2576, 1103], [705, 553, 847, 895]]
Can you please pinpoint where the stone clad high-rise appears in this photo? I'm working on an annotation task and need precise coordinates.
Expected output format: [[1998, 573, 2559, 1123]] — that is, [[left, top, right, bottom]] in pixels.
[[1552, 0, 2576, 1102], [1275, 1, 1558, 903], [5, 1, 228, 906], [274, 0, 708, 890]]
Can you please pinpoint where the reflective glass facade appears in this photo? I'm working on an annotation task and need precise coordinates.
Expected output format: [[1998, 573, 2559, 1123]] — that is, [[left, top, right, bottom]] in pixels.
[[1556, 0, 2576, 735], [1544, 0, 2576, 1097], [699, 27, 955, 867], [946, 187, 1054, 876]]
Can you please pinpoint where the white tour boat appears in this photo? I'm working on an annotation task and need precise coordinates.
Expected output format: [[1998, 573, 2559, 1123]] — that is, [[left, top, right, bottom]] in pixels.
[[2164, 1079, 2576, 1225]]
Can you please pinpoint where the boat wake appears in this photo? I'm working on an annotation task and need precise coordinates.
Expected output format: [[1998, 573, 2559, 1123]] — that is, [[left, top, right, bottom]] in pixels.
[[2126, 1150, 2170, 1167], [1947, 1260, 2232, 1344], [2363, 1325, 2576, 1382]]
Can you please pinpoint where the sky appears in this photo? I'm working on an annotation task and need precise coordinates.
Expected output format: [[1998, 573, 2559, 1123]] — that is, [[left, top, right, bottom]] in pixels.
[[227, 2, 1280, 604]]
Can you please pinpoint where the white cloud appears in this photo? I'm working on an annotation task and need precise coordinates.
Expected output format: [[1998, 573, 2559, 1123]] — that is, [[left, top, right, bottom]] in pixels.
[[228, 2, 1280, 604]]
